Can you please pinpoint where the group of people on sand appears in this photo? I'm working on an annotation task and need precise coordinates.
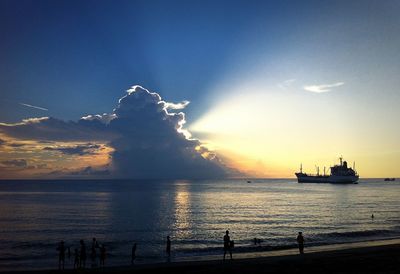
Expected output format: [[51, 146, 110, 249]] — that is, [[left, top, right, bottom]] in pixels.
[[57, 237, 159, 269], [57, 238, 106, 270], [57, 231, 306, 269]]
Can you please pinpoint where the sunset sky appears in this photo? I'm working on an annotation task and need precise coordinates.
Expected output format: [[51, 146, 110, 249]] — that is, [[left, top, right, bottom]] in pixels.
[[1, 0, 399, 178]]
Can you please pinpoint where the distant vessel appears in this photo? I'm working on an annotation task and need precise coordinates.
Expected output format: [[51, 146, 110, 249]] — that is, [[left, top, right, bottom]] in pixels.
[[295, 157, 359, 184], [384, 178, 395, 181]]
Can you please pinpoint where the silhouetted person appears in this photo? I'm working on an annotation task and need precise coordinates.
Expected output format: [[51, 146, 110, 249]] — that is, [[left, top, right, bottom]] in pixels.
[[73, 248, 79, 269], [91, 238, 99, 267], [79, 240, 87, 268], [92, 238, 99, 249], [57, 240, 66, 270], [166, 236, 171, 258], [100, 244, 106, 267], [91, 241, 97, 267], [297, 232, 305, 254], [131, 243, 137, 265], [254, 237, 257, 245], [223, 230, 232, 260], [371, 214, 374, 219]]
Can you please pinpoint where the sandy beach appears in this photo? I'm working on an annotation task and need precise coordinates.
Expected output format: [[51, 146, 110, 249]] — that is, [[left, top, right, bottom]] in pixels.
[[2, 238, 399, 274]]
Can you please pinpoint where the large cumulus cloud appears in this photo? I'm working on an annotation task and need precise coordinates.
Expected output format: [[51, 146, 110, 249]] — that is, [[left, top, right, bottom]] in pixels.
[[0, 85, 228, 179], [108, 86, 226, 179]]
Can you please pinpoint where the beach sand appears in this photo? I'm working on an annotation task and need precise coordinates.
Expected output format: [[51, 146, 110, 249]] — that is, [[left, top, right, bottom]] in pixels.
[[2, 239, 400, 273]]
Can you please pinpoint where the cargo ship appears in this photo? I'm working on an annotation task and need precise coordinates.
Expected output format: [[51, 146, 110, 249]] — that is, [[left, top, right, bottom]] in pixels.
[[295, 157, 359, 184]]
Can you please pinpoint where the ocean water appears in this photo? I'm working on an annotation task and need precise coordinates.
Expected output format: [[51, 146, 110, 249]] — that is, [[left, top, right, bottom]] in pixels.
[[0, 179, 399, 270]]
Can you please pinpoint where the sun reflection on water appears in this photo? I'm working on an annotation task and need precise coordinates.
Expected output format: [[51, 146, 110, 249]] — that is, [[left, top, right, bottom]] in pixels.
[[173, 181, 192, 238]]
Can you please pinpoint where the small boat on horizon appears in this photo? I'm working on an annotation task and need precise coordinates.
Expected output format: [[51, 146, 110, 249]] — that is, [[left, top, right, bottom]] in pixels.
[[384, 178, 395, 181], [295, 157, 359, 184]]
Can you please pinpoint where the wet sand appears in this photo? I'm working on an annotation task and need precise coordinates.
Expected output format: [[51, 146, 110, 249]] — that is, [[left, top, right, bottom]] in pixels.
[[2, 239, 400, 273]]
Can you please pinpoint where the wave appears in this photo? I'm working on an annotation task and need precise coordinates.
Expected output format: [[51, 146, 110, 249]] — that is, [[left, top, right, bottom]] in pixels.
[[175, 244, 299, 256], [321, 229, 397, 239]]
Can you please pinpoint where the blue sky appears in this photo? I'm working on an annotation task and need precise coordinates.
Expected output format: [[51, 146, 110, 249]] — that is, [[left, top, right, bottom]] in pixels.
[[1, 0, 255, 121], [2, 0, 397, 122], [1, 0, 400, 178]]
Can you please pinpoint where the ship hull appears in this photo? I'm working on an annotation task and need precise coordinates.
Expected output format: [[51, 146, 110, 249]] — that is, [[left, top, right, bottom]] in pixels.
[[295, 173, 359, 184]]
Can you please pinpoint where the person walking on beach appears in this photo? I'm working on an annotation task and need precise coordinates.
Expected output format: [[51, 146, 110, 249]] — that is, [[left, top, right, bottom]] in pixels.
[[57, 240, 66, 270], [223, 230, 233, 260], [99, 244, 106, 267], [166, 236, 171, 259], [131, 243, 137, 265], [297, 232, 305, 254], [79, 239, 87, 268]]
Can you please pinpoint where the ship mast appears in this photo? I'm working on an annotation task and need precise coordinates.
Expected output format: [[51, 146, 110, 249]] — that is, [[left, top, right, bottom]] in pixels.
[[300, 163, 303, 173]]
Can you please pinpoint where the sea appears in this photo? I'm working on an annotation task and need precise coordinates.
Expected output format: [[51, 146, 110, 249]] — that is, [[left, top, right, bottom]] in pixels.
[[0, 178, 399, 270]]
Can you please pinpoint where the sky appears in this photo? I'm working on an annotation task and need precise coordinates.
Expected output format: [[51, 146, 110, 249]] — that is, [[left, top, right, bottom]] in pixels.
[[0, 0, 399, 179]]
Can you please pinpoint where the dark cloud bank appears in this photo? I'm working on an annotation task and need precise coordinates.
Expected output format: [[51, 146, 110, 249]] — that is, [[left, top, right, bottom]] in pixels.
[[0, 86, 228, 179], [43, 143, 102, 156], [1, 159, 27, 168]]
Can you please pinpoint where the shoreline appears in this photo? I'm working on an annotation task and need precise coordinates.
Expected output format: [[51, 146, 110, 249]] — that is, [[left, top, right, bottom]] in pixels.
[[177, 236, 400, 262], [2, 238, 400, 273]]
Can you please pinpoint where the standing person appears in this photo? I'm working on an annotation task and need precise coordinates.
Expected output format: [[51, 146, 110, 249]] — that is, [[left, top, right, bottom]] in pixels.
[[90, 247, 96, 267], [73, 248, 79, 269], [79, 240, 87, 268], [223, 230, 232, 260], [166, 236, 171, 258], [99, 244, 106, 267], [91, 238, 98, 268], [57, 240, 66, 270], [131, 243, 137, 265], [297, 232, 305, 254], [92, 238, 99, 249]]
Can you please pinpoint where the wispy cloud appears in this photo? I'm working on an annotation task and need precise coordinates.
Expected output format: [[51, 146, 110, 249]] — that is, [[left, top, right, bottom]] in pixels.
[[19, 103, 48, 111], [277, 79, 296, 90], [303, 82, 344, 93]]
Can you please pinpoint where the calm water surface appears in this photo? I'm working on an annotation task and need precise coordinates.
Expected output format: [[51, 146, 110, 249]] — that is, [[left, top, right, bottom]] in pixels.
[[0, 179, 399, 270]]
